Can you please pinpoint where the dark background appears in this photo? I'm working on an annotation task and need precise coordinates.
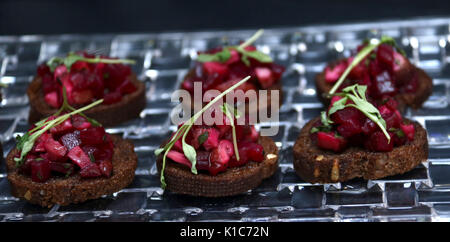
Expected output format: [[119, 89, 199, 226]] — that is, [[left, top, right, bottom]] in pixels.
[[1, 0, 450, 35]]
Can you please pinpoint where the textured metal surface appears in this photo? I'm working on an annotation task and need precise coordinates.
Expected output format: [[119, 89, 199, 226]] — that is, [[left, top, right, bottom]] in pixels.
[[1, 18, 450, 222]]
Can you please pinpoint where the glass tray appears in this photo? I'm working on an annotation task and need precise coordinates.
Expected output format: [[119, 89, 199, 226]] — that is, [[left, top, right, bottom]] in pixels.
[[1, 17, 450, 222]]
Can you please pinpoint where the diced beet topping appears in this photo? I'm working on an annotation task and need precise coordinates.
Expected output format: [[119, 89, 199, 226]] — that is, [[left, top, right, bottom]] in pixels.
[[325, 39, 417, 104], [37, 52, 137, 108], [181, 30, 284, 97], [182, 52, 284, 95], [15, 113, 114, 183], [165, 117, 264, 176], [311, 86, 415, 153]]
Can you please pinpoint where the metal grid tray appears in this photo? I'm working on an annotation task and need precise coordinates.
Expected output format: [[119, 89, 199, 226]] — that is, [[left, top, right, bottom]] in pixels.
[[1, 17, 450, 222]]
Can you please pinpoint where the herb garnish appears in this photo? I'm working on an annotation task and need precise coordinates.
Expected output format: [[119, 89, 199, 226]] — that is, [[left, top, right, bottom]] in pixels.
[[155, 76, 251, 189], [196, 29, 272, 66], [314, 84, 391, 142], [14, 88, 103, 166], [46, 52, 136, 72], [328, 36, 403, 95], [221, 103, 240, 161], [197, 132, 209, 145]]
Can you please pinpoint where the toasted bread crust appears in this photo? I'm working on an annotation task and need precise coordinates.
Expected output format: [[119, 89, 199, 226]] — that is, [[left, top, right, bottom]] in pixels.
[[315, 64, 433, 111], [27, 74, 146, 127], [156, 136, 279, 197], [6, 135, 137, 207], [293, 117, 428, 183]]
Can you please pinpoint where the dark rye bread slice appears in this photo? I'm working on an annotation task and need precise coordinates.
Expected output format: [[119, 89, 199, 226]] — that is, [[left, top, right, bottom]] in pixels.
[[5, 135, 137, 207], [315, 64, 433, 111], [156, 136, 279, 197], [293, 117, 428, 183], [27, 74, 146, 127]]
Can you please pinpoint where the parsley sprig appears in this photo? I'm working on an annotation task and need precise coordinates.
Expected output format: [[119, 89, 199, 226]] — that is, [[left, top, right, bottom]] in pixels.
[[328, 36, 402, 95], [155, 76, 251, 189], [196, 29, 272, 66], [46, 52, 136, 72], [316, 84, 390, 142]]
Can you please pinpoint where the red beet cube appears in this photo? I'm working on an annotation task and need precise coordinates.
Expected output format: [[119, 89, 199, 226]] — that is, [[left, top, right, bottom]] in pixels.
[[33, 132, 51, 153], [325, 60, 347, 83], [208, 160, 228, 176], [270, 63, 285, 81], [195, 151, 211, 171], [42, 74, 56, 94], [45, 91, 61, 108], [255, 67, 275, 89], [400, 123, 415, 141], [53, 65, 68, 80], [348, 57, 368, 80], [361, 118, 377, 135], [37, 63, 51, 77], [317, 132, 347, 152], [31, 159, 51, 183], [225, 49, 240, 65], [117, 78, 137, 95], [166, 150, 191, 168], [68, 146, 92, 169], [191, 127, 220, 151], [71, 89, 94, 105], [49, 162, 74, 176], [238, 142, 264, 162], [372, 71, 397, 98], [44, 137, 68, 161], [376, 44, 394, 70], [365, 131, 393, 152], [98, 160, 113, 177], [337, 121, 362, 138], [203, 62, 229, 77], [79, 127, 106, 145], [50, 119, 74, 135], [79, 163, 102, 178], [59, 130, 81, 151], [103, 91, 122, 104], [331, 107, 363, 126], [71, 114, 92, 130], [210, 148, 229, 166]]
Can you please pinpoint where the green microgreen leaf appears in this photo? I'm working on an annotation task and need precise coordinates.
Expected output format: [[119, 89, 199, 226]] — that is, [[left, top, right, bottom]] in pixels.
[[46, 52, 136, 72], [237, 48, 272, 63], [155, 76, 251, 189], [328, 36, 398, 95], [197, 132, 209, 145], [326, 84, 391, 143], [197, 48, 231, 63], [221, 103, 240, 161], [389, 127, 405, 138], [196, 29, 272, 66], [15, 133, 30, 151], [88, 153, 96, 163]]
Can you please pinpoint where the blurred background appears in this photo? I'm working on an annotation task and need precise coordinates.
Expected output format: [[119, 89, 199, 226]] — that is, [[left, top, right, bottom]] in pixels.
[[1, 0, 450, 35]]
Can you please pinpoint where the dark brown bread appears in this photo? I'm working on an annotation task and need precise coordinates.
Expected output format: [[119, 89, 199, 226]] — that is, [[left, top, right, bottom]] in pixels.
[[156, 136, 279, 197], [293, 117, 428, 183], [27, 74, 146, 127], [6, 135, 138, 207], [315, 64, 433, 111]]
